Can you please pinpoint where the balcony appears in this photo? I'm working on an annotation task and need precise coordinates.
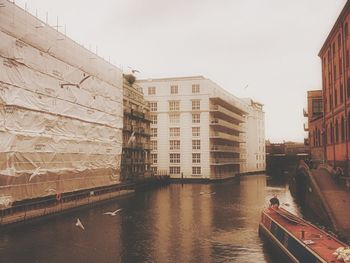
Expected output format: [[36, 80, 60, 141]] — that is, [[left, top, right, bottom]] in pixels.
[[210, 157, 245, 165], [303, 108, 308, 117], [210, 118, 244, 133], [210, 131, 242, 142], [210, 145, 245, 153], [210, 105, 245, 123]]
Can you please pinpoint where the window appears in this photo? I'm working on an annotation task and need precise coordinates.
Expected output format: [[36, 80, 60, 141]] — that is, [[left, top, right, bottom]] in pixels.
[[192, 140, 200, 150], [347, 49, 350, 67], [151, 114, 157, 124], [170, 153, 180, 163], [335, 119, 339, 143], [148, 87, 156, 95], [192, 113, 200, 123], [169, 113, 180, 124], [192, 127, 200, 137], [340, 57, 343, 74], [151, 140, 157, 150], [151, 153, 157, 164], [149, 102, 157, 112], [335, 89, 338, 106], [170, 140, 180, 150], [334, 65, 337, 81], [170, 127, 180, 137], [169, 166, 180, 175], [169, 100, 180, 111], [192, 153, 200, 163], [338, 34, 342, 49], [192, 100, 200, 110], [151, 167, 157, 174], [340, 84, 344, 104], [151, 128, 157, 137], [192, 167, 201, 175], [348, 112, 350, 139], [170, 85, 178, 94], [346, 23, 349, 37], [341, 116, 345, 142], [192, 84, 200, 93], [348, 77, 350, 98]]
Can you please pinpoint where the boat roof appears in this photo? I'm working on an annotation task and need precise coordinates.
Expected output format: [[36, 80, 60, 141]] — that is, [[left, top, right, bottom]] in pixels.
[[264, 208, 347, 263]]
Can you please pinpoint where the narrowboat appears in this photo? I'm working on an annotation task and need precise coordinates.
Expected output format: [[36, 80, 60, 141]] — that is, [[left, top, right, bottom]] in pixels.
[[259, 207, 349, 263]]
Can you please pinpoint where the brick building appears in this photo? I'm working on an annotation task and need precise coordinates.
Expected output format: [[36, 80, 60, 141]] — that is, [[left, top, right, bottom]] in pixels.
[[305, 90, 323, 163], [318, 0, 350, 169]]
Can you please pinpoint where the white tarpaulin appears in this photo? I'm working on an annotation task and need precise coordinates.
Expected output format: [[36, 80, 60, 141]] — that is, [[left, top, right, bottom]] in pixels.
[[0, 0, 123, 204]]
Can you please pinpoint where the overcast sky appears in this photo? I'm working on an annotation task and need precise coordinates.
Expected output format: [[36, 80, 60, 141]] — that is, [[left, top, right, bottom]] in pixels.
[[15, 0, 347, 142]]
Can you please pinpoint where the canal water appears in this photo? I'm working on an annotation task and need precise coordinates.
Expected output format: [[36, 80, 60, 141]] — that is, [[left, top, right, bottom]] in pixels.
[[0, 174, 301, 263]]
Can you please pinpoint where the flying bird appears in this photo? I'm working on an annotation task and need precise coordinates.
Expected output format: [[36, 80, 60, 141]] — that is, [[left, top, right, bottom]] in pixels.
[[75, 218, 85, 230], [29, 167, 41, 182], [103, 208, 123, 216], [79, 75, 91, 86], [127, 131, 136, 145], [127, 66, 140, 74]]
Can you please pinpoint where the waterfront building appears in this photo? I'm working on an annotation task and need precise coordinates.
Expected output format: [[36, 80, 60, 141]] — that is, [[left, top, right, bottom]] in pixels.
[[0, 1, 123, 205], [304, 90, 323, 163], [317, 0, 350, 169], [121, 75, 152, 181], [137, 76, 256, 180], [240, 98, 266, 173]]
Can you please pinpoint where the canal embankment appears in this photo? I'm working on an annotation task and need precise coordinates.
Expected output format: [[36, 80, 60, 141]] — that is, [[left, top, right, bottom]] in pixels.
[[292, 162, 350, 242]]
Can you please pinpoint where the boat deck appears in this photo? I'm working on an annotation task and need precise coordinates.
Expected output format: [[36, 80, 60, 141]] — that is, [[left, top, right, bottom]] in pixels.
[[264, 208, 346, 263]]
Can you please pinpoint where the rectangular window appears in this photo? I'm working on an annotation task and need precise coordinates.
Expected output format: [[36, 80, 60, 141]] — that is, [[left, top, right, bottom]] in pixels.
[[192, 140, 200, 150], [151, 153, 157, 164], [192, 127, 200, 137], [151, 166, 157, 174], [169, 113, 180, 124], [169, 140, 180, 150], [192, 84, 200, 93], [148, 87, 156, 95], [169, 166, 181, 175], [151, 128, 157, 137], [192, 167, 201, 175], [170, 127, 180, 137], [192, 153, 200, 163], [149, 102, 157, 112], [192, 113, 200, 123], [169, 100, 180, 111], [151, 114, 157, 124], [192, 100, 201, 110], [170, 85, 178, 94], [151, 140, 157, 150], [170, 153, 180, 163]]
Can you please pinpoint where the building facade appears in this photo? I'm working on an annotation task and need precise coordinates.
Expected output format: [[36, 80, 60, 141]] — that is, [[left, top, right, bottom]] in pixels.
[[318, 0, 350, 169], [121, 75, 152, 181], [0, 2, 123, 204], [304, 90, 323, 163], [137, 76, 248, 180], [241, 99, 266, 173]]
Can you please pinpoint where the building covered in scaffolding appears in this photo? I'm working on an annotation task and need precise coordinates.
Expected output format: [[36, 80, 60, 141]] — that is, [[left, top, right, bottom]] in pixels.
[[0, 1, 123, 207]]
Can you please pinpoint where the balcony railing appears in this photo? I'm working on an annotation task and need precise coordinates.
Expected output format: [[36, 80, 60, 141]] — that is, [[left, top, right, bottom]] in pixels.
[[210, 105, 245, 122], [210, 145, 245, 153], [210, 158, 245, 165], [210, 118, 244, 133], [303, 108, 308, 117], [210, 131, 242, 142]]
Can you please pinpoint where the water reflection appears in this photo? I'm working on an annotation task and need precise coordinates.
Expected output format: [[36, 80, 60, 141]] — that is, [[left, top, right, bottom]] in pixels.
[[0, 174, 300, 263]]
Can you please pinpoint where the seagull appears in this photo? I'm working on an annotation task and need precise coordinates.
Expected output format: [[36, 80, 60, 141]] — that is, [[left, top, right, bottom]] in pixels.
[[29, 167, 41, 182], [127, 131, 136, 145], [244, 84, 248, 90], [75, 218, 85, 230], [78, 75, 91, 86], [131, 69, 140, 74], [103, 208, 122, 216]]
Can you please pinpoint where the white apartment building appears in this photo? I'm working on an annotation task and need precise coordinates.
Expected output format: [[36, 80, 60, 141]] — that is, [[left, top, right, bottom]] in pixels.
[[136, 76, 248, 180], [240, 99, 266, 173]]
